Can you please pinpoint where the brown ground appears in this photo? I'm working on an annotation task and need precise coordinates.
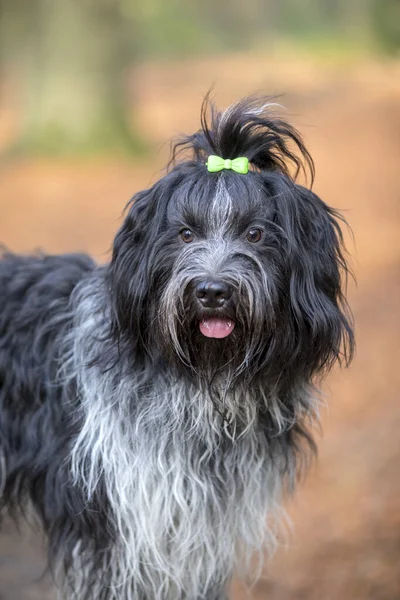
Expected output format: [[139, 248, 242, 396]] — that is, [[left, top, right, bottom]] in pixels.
[[0, 54, 399, 599]]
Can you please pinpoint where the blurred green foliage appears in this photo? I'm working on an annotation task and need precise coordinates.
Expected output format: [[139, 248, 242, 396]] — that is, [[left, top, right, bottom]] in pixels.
[[131, 0, 398, 59], [371, 0, 400, 55], [0, 0, 398, 157]]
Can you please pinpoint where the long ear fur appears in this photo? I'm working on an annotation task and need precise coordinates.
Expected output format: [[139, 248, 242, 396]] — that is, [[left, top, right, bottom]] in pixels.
[[108, 188, 156, 358], [276, 180, 355, 380], [107, 178, 175, 361]]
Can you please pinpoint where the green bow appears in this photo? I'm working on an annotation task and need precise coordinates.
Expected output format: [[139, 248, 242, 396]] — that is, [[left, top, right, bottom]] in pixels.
[[206, 155, 249, 174]]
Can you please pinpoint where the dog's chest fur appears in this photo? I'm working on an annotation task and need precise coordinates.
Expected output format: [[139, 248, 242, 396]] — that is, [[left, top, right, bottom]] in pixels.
[[65, 278, 282, 599]]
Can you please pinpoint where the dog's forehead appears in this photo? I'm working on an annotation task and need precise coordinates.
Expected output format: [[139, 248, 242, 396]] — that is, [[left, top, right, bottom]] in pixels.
[[207, 176, 236, 228], [167, 174, 266, 230]]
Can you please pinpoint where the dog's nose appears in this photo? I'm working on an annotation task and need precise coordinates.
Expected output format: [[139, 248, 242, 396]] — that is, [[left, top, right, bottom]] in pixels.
[[195, 280, 232, 308]]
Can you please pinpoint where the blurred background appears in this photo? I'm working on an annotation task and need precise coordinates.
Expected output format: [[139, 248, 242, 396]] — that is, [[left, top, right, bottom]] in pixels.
[[0, 0, 399, 598]]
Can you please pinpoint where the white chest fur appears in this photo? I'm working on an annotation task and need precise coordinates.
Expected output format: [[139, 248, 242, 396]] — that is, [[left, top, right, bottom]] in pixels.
[[70, 371, 281, 599]]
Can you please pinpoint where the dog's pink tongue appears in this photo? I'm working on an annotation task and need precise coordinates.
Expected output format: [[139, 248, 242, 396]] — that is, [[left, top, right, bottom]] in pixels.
[[199, 318, 235, 339]]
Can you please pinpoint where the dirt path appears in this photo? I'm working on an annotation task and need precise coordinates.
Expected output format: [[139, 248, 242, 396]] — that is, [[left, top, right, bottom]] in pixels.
[[0, 56, 399, 599]]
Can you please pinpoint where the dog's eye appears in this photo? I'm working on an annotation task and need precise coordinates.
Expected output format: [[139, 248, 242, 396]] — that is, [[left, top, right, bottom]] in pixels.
[[180, 229, 194, 243], [246, 228, 262, 243]]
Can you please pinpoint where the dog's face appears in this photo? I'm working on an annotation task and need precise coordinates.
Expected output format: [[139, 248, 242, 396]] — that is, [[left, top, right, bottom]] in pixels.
[[109, 98, 353, 394], [157, 173, 285, 380]]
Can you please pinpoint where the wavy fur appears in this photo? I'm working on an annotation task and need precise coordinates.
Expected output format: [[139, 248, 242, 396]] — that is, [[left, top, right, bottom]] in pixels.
[[0, 96, 353, 599]]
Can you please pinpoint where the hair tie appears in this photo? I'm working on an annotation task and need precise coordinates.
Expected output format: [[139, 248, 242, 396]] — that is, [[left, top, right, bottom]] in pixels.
[[206, 155, 249, 174]]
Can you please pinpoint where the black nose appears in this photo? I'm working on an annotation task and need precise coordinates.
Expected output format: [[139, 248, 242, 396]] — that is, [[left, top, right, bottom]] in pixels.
[[195, 280, 232, 308]]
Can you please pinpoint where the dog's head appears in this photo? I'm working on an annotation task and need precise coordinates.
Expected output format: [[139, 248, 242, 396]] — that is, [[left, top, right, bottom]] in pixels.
[[109, 97, 354, 396]]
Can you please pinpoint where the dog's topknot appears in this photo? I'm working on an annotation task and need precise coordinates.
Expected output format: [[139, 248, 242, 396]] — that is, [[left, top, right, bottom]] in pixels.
[[172, 94, 314, 182]]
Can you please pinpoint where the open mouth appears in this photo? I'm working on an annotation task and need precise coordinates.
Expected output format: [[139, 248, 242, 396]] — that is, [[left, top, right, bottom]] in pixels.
[[199, 317, 235, 339]]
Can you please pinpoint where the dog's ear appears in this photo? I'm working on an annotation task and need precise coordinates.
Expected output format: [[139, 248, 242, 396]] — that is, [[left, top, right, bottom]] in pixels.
[[107, 186, 162, 356], [283, 183, 354, 378]]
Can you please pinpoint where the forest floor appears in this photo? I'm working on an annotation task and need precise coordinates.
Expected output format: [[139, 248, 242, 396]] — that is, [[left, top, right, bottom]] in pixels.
[[0, 53, 399, 599]]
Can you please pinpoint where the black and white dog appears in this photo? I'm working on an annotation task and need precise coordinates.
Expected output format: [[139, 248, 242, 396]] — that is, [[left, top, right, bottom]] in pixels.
[[0, 97, 354, 599]]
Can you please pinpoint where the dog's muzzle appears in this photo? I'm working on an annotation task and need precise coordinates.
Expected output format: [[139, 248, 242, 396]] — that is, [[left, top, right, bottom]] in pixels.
[[195, 279, 236, 339]]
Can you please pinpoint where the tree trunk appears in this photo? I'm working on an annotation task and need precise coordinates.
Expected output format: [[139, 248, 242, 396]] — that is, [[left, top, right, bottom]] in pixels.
[[1, 0, 140, 154]]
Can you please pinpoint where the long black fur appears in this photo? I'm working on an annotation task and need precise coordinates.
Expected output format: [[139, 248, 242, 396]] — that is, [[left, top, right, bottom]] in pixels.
[[0, 96, 354, 600]]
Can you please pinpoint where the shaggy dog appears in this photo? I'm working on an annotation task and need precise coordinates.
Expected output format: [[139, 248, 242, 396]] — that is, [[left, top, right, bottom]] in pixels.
[[0, 96, 354, 599]]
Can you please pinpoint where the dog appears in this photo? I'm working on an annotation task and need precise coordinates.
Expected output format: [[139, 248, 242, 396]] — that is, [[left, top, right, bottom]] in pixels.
[[0, 96, 354, 600]]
